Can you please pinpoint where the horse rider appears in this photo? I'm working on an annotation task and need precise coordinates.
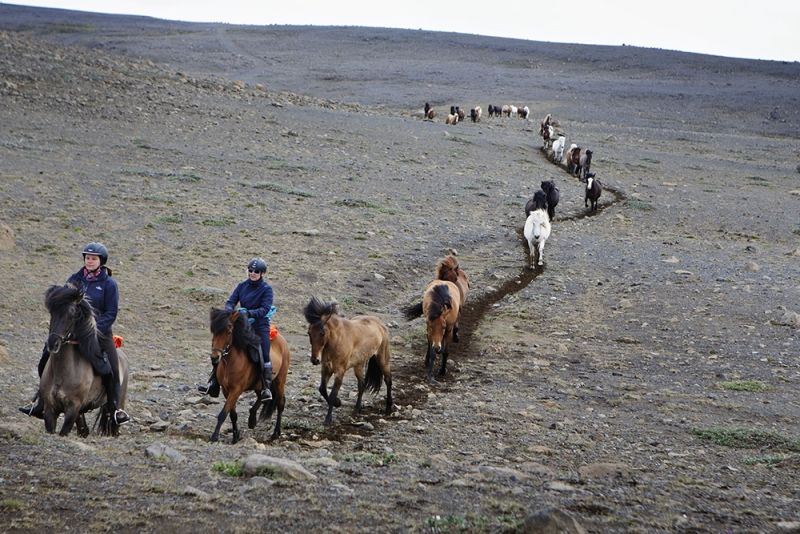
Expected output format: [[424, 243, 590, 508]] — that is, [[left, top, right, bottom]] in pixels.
[[19, 242, 130, 425], [199, 257, 274, 401]]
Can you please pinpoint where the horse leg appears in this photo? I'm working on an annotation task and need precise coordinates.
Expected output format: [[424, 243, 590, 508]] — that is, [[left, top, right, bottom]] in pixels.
[[43, 408, 57, 434], [538, 241, 545, 266], [427, 345, 440, 386], [380, 356, 393, 416], [230, 409, 239, 445], [211, 407, 229, 443], [324, 374, 344, 425], [353, 367, 366, 416], [59, 406, 81, 437], [439, 343, 449, 376], [248, 398, 261, 430], [424, 340, 432, 368], [76, 414, 90, 438]]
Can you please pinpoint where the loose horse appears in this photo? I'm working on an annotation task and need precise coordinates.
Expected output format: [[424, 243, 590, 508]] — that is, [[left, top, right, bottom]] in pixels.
[[304, 297, 393, 424], [209, 308, 290, 443], [404, 280, 462, 385], [435, 255, 469, 342], [39, 284, 129, 437], [524, 208, 552, 268]]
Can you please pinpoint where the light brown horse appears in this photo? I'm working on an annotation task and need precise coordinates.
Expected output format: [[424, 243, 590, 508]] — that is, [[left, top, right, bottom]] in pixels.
[[209, 308, 290, 443], [303, 297, 393, 425], [39, 284, 129, 437], [435, 255, 469, 342], [404, 280, 462, 385]]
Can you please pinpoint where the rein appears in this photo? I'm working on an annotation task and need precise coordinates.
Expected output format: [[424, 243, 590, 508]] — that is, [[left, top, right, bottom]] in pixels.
[[211, 324, 234, 362]]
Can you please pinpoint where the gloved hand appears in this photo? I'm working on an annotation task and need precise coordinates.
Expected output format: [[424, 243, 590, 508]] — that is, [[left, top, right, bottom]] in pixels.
[[237, 307, 248, 315], [248, 318, 255, 324]]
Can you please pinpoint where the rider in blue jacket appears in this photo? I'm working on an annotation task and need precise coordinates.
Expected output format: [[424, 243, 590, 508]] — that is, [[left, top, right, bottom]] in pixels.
[[19, 243, 130, 425], [199, 258, 274, 401]]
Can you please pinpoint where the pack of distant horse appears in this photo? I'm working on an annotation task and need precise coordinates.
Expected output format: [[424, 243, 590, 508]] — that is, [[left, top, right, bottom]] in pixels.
[[32, 112, 604, 443]]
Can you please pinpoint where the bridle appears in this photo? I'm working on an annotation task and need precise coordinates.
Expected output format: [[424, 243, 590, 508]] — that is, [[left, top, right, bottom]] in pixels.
[[211, 322, 234, 362], [47, 311, 78, 354]]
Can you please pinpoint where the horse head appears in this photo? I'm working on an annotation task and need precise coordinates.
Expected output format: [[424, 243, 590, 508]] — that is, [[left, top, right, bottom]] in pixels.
[[44, 284, 96, 355], [210, 308, 239, 360], [304, 297, 338, 365]]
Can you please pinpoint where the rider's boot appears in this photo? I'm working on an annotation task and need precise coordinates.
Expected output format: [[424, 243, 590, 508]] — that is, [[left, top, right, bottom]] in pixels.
[[18, 390, 44, 418], [259, 361, 273, 402], [198, 357, 220, 397], [103, 373, 129, 425]]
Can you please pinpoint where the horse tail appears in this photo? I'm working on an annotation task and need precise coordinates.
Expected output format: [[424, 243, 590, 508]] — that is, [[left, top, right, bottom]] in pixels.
[[404, 302, 423, 321], [259, 395, 276, 423], [364, 356, 383, 395]]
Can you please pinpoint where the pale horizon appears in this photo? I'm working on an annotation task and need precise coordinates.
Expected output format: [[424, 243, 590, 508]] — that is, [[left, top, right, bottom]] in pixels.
[[3, 0, 800, 63]]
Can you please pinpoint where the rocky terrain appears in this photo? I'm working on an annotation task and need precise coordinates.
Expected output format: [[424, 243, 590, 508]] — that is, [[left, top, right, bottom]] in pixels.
[[1, 4, 800, 533]]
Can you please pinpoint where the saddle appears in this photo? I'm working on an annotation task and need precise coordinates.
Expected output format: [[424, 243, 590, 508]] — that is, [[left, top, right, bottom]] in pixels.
[[246, 325, 278, 364]]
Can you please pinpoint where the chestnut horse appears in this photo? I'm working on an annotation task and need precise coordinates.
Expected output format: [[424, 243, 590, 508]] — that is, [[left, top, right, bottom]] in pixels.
[[304, 297, 393, 424], [39, 284, 129, 437], [404, 280, 462, 385], [435, 255, 469, 342], [209, 308, 290, 443]]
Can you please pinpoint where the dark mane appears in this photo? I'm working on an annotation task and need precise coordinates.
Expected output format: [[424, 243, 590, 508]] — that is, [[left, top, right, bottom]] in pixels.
[[435, 255, 461, 283], [44, 283, 101, 359], [427, 284, 452, 321], [210, 307, 261, 352], [303, 297, 338, 327]]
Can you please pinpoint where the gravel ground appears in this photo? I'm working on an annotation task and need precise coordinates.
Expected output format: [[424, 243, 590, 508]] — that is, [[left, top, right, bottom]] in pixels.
[[1, 5, 800, 533]]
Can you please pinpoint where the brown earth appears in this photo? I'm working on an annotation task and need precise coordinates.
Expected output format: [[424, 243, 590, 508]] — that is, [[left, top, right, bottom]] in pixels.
[[1, 4, 800, 533]]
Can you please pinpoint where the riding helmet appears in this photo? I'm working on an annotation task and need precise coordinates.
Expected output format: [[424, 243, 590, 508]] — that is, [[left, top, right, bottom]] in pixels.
[[82, 242, 108, 265], [248, 257, 267, 273]]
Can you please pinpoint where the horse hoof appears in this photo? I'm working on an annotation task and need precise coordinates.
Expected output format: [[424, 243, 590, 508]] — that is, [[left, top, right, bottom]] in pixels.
[[428, 378, 441, 386]]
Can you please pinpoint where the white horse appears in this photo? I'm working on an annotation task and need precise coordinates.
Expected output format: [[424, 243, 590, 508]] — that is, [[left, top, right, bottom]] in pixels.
[[551, 134, 566, 163], [524, 209, 551, 269]]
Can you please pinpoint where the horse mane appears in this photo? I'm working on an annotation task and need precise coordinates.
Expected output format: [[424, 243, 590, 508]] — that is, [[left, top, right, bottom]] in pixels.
[[435, 255, 461, 283], [303, 297, 339, 327], [427, 283, 452, 321], [210, 307, 261, 352], [45, 284, 101, 359]]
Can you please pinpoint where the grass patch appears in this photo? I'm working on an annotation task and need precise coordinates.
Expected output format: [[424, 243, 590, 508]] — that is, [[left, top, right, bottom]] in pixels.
[[0, 498, 26, 512], [692, 427, 800, 451], [719, 380, 771, 392], [35, 244, 56, 252], [641, 157, 662, 164], [132, 138, 153, 149], [623, 199, 655, 211], [248, 181, 314, 197], [211, 461, 243, 477], [113, 169, 176, 179], [746, 175, 768, 181], [153, 213, 183, 224], [335, 198, 403, 214], [201, 219, 228, 227], [476, 177, 504, 186], [281, 419, 325, 433], [422, 513, 489, 534], [447, 135, 472, 145], [742, 454, 800, 468], [168, 173, 202, 182], [338, 452, 396, 466]]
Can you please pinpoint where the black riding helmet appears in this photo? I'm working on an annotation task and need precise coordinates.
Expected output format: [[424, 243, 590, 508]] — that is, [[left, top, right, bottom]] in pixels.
[[82, 242, 108, 265], [248, 257, 267, 274]]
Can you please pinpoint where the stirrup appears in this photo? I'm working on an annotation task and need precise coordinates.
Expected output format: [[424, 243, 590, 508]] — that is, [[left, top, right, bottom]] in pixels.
[[259, 387, 273, 401], [18, 401, 36, 416], [113, 409, 130, 425], [198, 383, 211, 395]]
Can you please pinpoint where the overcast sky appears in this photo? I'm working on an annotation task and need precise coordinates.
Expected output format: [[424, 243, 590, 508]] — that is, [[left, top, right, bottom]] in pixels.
[[6, 0, 800, 62]]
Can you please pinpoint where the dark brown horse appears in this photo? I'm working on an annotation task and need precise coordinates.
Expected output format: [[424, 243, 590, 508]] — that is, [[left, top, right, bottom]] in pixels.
[[39, 284, 130, 437], [435, 255, 469, 342], [304, 297, 393, 425], [404, 280, 462, 385], [209, 308, 290, 443]]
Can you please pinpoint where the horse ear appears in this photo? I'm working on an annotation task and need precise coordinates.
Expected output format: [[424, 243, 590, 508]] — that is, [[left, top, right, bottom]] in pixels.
[[231, 310, 241, 323]]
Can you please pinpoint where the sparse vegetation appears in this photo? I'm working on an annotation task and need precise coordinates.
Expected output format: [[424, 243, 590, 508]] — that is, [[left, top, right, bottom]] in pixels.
[[211, 461, 243, 476], [692, 427, 800, 451], [719, 380, 771, 392]]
